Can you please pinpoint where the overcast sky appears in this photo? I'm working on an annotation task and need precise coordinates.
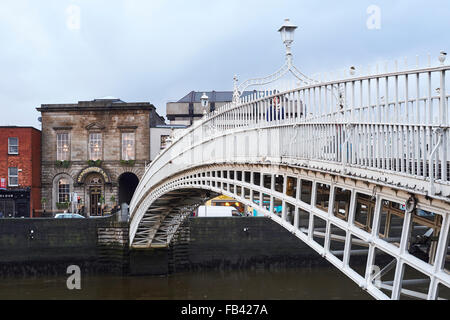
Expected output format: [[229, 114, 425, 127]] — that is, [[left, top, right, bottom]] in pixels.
[[0, 0, 448, 128]]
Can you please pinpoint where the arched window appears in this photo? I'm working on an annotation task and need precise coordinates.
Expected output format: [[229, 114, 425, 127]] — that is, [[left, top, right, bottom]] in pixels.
[[58, 178, 70, 203]]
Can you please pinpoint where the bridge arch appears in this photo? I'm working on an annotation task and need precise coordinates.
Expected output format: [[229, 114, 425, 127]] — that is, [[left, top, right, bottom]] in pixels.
[[130, 162, 450, 299]]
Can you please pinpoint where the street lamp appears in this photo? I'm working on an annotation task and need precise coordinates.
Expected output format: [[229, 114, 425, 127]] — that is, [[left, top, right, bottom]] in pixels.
[[201, 92, 209, 115], [278, 18, 298, 62]]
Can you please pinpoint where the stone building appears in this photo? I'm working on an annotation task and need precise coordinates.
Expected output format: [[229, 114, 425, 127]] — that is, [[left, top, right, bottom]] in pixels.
[[37, 97, 164, 216], [149, 124, 187, 161]]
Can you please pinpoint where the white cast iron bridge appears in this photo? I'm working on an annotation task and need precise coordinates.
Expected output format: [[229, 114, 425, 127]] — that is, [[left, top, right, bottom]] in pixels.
[[129, 21, 450, 300]]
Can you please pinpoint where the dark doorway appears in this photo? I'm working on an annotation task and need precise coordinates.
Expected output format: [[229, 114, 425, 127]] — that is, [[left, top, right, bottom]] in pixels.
[[16, 202, 29, 218], [90, 187, 102, 216], [119, 173, 139, 205]]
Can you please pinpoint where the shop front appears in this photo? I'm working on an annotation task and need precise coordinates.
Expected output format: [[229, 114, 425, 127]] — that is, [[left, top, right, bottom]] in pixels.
[[0, 189, 30, 218]]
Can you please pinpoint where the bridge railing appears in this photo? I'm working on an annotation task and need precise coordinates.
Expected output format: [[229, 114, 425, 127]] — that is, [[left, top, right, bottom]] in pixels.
[[130, 64, 449, 216], [206, 65, 450, 183], [207, 66, 449, 128]]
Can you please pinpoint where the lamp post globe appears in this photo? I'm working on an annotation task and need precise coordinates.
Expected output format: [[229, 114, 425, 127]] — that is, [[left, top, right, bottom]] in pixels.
[[201, 92, 209, 115]]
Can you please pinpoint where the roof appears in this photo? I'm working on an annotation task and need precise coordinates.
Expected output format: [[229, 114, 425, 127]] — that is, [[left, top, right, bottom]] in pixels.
[[37, 97, 155, 112], [176, 91, 258, 103], [0, 126, 41, 132]]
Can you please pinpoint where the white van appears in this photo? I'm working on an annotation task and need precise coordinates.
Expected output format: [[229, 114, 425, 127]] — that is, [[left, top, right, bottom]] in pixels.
[[195, 206, 240, 217]]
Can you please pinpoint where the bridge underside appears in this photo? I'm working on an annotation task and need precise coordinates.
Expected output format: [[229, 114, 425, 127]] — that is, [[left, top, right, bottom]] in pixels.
[[130, 162, 450, 300], [131, 188, 220, 248]]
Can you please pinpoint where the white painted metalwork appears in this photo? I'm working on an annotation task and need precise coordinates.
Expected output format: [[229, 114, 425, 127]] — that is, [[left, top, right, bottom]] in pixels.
[[129, 20, 449, 300], [130, 163, 450, 300], [232, 19, 317, 104]]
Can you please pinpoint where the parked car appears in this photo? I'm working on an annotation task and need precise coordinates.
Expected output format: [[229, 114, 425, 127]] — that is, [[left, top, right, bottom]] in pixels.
[[54, 213, 85, 219]]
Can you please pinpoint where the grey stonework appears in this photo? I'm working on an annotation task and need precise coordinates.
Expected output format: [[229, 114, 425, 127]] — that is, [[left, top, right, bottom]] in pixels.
[[37, 98, 162, 215]]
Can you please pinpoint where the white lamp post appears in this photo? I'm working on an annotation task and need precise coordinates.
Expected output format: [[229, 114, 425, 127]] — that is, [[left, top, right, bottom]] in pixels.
[[278, 18, 298, 64], [201, 92, 209, 115]]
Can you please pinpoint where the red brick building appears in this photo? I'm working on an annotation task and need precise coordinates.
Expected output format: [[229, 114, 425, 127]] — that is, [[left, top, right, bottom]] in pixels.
[[0, 127, 41, 217]]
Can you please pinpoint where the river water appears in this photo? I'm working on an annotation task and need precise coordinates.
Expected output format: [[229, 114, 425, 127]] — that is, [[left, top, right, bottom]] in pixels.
[[0, 267, 372, 300]]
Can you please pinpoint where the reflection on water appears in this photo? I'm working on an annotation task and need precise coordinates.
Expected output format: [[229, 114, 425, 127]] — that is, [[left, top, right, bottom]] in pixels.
[[0, 267, 372, 300]]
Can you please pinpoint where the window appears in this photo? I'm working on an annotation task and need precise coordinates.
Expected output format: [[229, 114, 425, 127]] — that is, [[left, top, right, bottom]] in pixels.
[[58, 179, 70, 203], [122, 132, 135, 160], [160, 135, 170, 150], [57, 133, 70, 161], [8, 138, 18, 154], [8, 167, 18, 186], [89, 133, 102, 160]]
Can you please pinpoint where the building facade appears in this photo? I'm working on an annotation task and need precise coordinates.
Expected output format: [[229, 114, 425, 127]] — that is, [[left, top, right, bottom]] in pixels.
[[37, 97, 164, 216], [166, 91, 256, 126], [149, 124, 187, 161], [0, 127, 41, 217]]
